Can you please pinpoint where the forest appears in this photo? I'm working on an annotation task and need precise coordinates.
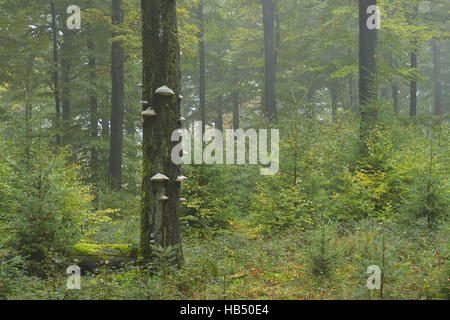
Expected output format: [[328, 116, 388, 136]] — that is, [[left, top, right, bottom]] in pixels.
[[0, 0, 448, 301]]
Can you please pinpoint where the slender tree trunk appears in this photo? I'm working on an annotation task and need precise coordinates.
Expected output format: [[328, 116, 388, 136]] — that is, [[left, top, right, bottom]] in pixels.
[[392, 84, 399, 113], [359, 0, 378, 151], [139, 0, 183, 266], [50, 0, 61, 145], [410, 51, 417, 117], [198, 0, 206, 134], [232, 69, 239, 130], [331, 80, 338, 122], [431, 38, 441, 118], [409, 3, 418, 117], [61, 30, 72, 145], [216, 94, 223, 132], [262, 0, 277, 122], [109, 0, 125, 191], [88, 33, 99, 208]]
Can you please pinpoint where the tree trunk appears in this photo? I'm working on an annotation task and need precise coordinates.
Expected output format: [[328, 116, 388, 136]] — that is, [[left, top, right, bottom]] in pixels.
[[61, 29, 72, 145], [409, 3, 418, 117], [109, 0, 125, 191], [88, 30, 99, 208], [331, 80, 338, 122], [392, 84, 399, 113], [262, 0, 277, 122], [198, 0, 206, 134], [359, 0, 378, 150], [50, 0, 61, 146], [431, 38, 441, 118], [139, 0, 183, 266], [409, 51, 417, 117], [232, 66, 239, 130], [216, 94, 223, 132]]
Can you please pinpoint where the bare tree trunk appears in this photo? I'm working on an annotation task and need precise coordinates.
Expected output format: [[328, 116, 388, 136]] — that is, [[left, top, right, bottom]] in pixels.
[[262, 0, 277, 122], [216, 94, 223, 132], [50, 0, 61, 145], [139, 0, 183, 266], [431, 38, 441, 118], [331, 80, 338, 122], [359, 0, 378, 153], [232, 66, 239, 130], [109, 0, 125, 191], [198, 0, 206, 134]]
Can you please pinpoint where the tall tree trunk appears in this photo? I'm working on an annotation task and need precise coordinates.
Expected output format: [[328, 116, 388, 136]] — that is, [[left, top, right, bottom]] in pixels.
[[50, 0, 61, 145], [409, 51, 417, 117], [139, 0, 183, 266], [198, 0, 206, 134], [109, 0, 125, 191], [88, 31, 99, 208], [359, 0, 378, 151], [262, 0, 277, 122], [392, 84, 399, 113], [331, 80, 338, 122], [61, 30, 72, 145], [431, 38, 441, 118], [409, 3, 418, 117], [216, 94, 223, 132], [232, 66, 239, 130]]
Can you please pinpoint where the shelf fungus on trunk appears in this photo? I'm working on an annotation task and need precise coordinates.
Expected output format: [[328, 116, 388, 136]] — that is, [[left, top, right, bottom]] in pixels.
[[141, 108, 156, 117], [140, 100, 150, 105], [178, 95, 184, 99], [176, 176, 188, 182], [155, 85, 175, 96], [179, 116, 186, 121], [180, 198, 187, 202], [137, 83, 144, 88], [158, 195, 169, 201], [151, 173, 169, 182]]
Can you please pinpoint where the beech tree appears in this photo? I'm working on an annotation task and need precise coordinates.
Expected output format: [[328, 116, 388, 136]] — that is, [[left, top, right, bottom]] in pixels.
[[262, 0, 277, 122], [359, 0, 378, 150], [109, 0, 125, 191], [139, 0, 183, 265]]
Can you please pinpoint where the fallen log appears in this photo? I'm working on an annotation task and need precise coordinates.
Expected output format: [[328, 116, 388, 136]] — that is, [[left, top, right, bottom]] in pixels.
[[67, 243, 138, 272]]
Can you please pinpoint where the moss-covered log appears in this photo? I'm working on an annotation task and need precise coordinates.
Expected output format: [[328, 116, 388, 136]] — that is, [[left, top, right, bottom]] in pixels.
[[67, 243, 137, 271]]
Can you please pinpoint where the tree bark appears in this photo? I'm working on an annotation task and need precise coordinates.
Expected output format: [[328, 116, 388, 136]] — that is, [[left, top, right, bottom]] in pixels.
[[262, 0, 277, 122], [409, 51, 417, 117], [198, 0, 206, 134], [88, 29, 99, 208], [61, 28, 72, 145], [139, 0, 183, 266], [109, 0, 125, 191], [409, 3, 418, 117], [216, 94, 223, 132], [331, 80, 338, 122], [232, 66, 239, 130], [359, 0, 378, 150], [392, 84, 399, 113], [50, 0, 61, 146], [431, 38, 441, 117]]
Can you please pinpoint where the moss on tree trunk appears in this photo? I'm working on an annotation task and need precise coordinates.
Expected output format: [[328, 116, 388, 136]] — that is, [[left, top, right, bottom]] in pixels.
[[139, 0, 183, 266]]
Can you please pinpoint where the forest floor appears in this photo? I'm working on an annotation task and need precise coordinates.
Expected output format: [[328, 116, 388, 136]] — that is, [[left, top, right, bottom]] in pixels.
[[6, 221, 448, 300]]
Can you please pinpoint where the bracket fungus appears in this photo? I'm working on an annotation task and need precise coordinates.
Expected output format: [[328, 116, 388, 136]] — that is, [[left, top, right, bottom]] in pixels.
[[155, 86, 175, 96], [178, 95, 184, 99], [179, 116, 186, 121], [176, 176, 188, 182], [139, 100, 150, 105], [158, 195, 169, 201], [141, 108, 156, 117], [180, 198, 187, 202], [151, 173, 169, 182], [137, 83, 144, 88]]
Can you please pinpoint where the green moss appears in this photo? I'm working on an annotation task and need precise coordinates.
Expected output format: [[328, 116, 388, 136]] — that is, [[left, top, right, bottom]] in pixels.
[[70, 243, 132, 257]]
